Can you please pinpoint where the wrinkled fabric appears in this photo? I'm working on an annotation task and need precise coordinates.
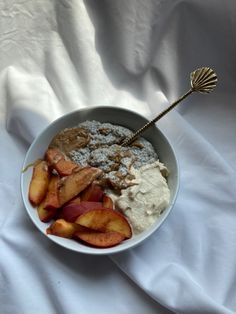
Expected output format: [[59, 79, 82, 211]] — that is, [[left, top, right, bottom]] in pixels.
[[1, 1, 236, 313]]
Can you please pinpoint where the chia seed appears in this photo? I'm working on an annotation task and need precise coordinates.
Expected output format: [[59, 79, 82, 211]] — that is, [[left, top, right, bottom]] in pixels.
[[69, 120, 158, 189]]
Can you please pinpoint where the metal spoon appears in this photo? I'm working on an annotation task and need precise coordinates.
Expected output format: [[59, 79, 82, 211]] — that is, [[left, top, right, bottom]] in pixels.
[[121, 67, 218, 147]]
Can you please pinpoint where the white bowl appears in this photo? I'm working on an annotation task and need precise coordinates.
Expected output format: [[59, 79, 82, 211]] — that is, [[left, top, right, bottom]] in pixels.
[[21, 106, 179, 255]]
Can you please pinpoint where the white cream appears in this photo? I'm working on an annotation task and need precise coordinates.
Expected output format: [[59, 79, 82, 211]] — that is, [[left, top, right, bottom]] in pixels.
[[109, 161, 170, 234]]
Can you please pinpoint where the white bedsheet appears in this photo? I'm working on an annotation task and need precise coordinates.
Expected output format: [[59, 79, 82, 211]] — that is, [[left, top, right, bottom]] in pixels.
[[1, 1, 236, 313]]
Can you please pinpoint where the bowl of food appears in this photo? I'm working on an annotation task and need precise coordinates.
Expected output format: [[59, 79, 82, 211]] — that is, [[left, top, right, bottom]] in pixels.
[[21, 106, 179, 255]]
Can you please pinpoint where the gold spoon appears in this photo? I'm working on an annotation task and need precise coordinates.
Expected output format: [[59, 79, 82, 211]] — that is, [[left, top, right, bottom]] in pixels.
[[121, 67, 218, 147]]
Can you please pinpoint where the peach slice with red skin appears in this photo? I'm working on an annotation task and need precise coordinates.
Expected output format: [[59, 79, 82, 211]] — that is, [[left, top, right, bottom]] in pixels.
[[102, 194, 114, 209], [29, 160, 50, 206], [43, 175, 60, 210], [66, 196, 81, 206], [37, 176, 60, 222], [58, 167, 102, 206], [37, 200, 57, 222], [46, 219, 86, 238], [80, 183, 104, 202], [45, 148, 79, 176], [75, 208, 132, 239], [75, 230, 125, 248], [61, 201, 103, 222]]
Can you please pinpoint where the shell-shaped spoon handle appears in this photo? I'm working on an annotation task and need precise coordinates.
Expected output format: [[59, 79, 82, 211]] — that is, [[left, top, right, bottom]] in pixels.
[[191, 67, 217, 93], [121, 67, 217, 147]]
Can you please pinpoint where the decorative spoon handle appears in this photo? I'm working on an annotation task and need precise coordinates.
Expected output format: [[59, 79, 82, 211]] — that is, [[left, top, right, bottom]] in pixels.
[[121, 67, 217, 147]]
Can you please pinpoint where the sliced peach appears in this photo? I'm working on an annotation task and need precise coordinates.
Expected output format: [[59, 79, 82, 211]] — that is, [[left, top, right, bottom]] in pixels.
[[67, 196, 81, 206], [61, 201, 103, 222], [102, 194, 114, 209], [29, 160, 50, 206], [43, 175, 60, 210], [79, 201, 103, 211], [46, 219, 85, 238], [45, 148, 79, 176], [37, 201, 57, 222], [75, 208, 132, 239], [58, 167, 102, 206], [75, 230, 125, 248], [80, 183, 104, 202]]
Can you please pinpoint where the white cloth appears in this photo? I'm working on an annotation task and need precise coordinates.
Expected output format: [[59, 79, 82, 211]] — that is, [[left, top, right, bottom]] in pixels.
[[1, 1, 236, 313]]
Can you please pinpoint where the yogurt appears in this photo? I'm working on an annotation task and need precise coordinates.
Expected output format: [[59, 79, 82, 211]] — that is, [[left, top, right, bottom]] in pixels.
[[109, 161, 170, 234]]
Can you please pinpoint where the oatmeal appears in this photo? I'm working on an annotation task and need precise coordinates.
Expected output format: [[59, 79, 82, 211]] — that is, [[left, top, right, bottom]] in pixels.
[[58, 121, 159, 189]]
